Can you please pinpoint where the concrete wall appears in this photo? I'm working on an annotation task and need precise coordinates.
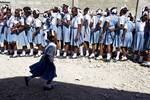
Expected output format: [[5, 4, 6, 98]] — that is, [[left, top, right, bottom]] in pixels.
[[1, 0, 150, 16]]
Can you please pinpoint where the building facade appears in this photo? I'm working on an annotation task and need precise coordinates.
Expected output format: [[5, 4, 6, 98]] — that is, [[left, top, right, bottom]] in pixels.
[[1, 0, 150, 16]]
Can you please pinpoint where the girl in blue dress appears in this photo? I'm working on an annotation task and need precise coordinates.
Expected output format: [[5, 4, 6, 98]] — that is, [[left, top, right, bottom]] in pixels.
[[70, 7, 81, 59], [133, 14, 148, 63], [11, 9, 28, 57], [121, 14, 135, 61], [102, 8, 118, 62], [17, 9, 28, 57], [0, 5, 9, 54], [5, 8, 14, 55], [78, 9, 84, 57], [113, 7, 128, 62], [25, 30, 57, 90], [23, 7, 34, 56], [83, 7, 91, 57], [62, 5, 71, 58], [89, 9, 102, 59], [96, 11, 107, 60], [142, 18, 150, 66], [32, 9, 43, 57], [56, 9, 63, 57]]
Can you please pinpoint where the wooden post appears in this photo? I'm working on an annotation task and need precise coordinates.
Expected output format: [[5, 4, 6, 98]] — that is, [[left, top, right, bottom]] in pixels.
[[135, 0, 139, 20], [72, 0, 74, 7]]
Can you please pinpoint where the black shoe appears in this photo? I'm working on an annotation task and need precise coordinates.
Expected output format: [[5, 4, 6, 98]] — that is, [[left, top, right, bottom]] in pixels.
[[104, 59, 111, 62], [24, 77, 29, 87], [43, 86, 54, 91]]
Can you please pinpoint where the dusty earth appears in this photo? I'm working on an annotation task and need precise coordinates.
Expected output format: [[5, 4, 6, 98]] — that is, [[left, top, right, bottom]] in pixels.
[[0, 54, 150, 100]]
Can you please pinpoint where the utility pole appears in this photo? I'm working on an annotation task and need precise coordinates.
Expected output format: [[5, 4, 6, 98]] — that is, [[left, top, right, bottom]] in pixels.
[[72, 0, 74, 7], [135, 0, 139, 20]]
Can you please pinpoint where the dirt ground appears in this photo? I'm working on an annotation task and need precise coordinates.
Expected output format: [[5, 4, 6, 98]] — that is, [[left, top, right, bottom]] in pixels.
[[0, 54, 150, 100]]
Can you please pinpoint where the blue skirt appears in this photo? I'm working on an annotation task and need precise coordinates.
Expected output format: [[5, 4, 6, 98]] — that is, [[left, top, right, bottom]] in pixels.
[[6, 28, 12, 43], [0, 26, 7, 42], [17, 31, 28, 47], [113, 30, 123, 48], [29, 55, 57, 81], [57, 25, 62, 41], [63, 26, 70, 43], [90, 29, 100, 44], [26, 28, 33, 43], [104, 30, 114, 45], [133, 31, 145, 52], [83, 26, 90, 42], [122, 32, 133, 48], [33, 30, 42, 45], [11, 33, 18, 42], [50, 25, 58, 33], [70, 28, 79, 47], [145, 33, 150, 50]]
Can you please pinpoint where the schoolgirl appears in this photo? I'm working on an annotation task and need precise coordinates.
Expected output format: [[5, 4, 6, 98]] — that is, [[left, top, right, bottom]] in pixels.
[[113, 7, 128, 62], [56, 8, 63, 57], [142, 18, 150, 66], [10, 9, 28, 57], [89, 9, 103, 59], [70, 7, 81, 59], [17, 8, 28, 57], [23, 7, 34, 56], [83, 7, 91, 57], [96, 10, 106, 60], [77, 8, 84, 57], [133, 13, 148, 63], [102, 8, 118, 62], [32, 9, 43, 57], [0, 5, 9, 54], [25, 30, 57, 90], [121, 13, 135, 61], [5, 8, 14, 55], [62, 5, 71, 58]]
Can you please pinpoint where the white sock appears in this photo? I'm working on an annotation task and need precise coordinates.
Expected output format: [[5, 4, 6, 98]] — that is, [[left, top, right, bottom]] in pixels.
[[80, 46, 83, 55], [139, 56, 143, 62], [107, 53, 111, 60], [86, 50, 89, 56], [63, 52, 67, 56], [57, 49, 60, 56], [14, 50, 17, 55], [116, 51, 120, 60], [73, 53, 77, 57], [38, 50, 42, 55], [22, 50, 26, 54], [30, 49, 33, 54], [133, 55, 138, 60]]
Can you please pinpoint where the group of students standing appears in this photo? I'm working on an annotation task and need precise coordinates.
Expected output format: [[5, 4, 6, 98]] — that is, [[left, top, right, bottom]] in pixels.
[[0, 4, 150, 65]]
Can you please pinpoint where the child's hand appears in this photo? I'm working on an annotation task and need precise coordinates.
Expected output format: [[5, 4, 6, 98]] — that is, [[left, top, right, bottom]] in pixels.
[[32, 32, 36, 38]]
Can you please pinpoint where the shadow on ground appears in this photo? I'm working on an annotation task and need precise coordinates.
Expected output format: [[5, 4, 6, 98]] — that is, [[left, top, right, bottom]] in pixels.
[[0, 77, 149, 100]]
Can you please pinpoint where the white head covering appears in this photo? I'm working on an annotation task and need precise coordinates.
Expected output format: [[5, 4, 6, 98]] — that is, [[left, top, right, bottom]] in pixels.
[[33, 9, 40, 14], [142, 11, 149, 16], [96, 9, 103, 15], [112, 9, 117, 14], [43, 12, 48, 17], [103, 11, 107, 16]]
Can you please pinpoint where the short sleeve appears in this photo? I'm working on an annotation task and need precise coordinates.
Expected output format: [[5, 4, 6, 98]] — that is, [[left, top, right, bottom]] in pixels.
[[99, 16, 103, 22], [119, 16, 126, 25], [20, 18, 25, 25], [57, 14, 61, 20], [91, 16, 95, 23], [26, 16, 33, 25], [124, 23, 128, 30], [66, 14, 70, 21], [35, 19, 42, 27], [77, 17, 81, 25]]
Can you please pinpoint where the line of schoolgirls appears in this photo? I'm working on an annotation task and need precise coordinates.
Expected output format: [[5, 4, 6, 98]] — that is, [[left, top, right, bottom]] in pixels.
[[0, 4, 150, 65]]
